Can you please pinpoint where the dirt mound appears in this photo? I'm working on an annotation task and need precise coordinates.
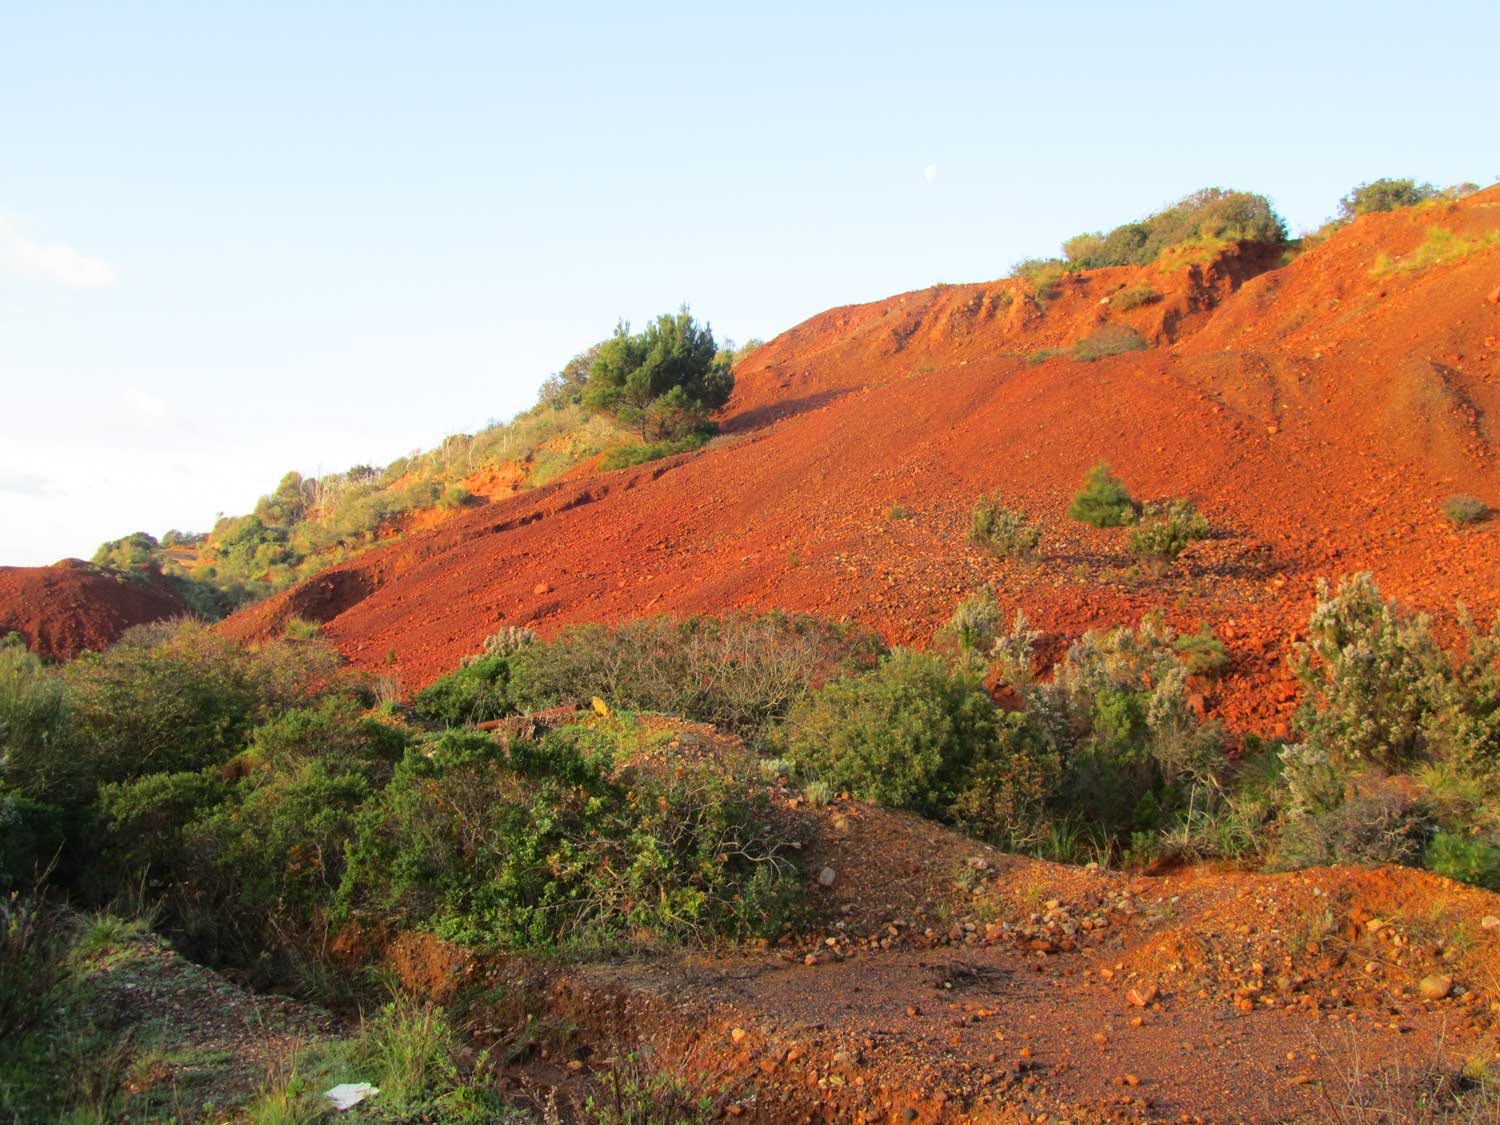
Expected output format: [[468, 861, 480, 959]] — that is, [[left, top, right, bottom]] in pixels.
[[0, 559, 189, 660], [222, 188, 1500, 732], [367, 760, 1500, 1123]]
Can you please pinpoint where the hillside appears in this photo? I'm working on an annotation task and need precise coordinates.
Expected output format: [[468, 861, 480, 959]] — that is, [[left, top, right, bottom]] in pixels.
[[222, 188, 1500, 733], [0, 560, 189, 660]]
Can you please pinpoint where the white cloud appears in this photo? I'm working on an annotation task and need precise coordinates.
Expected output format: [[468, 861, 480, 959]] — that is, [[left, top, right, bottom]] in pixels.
[[0, 216, 118, 288], [924, 163, 939, 183]]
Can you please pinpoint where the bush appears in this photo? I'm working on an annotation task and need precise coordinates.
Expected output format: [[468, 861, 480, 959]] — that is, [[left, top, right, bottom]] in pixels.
[[933, 588, 1006, 669], [1292, 575, 1446, 770], [1340, 178, 1437, 218], [1112, 287, 1161, 311], [0, 637, 69, 805], [437, 486, 473, 511], [97, 700, 407, 966], [1443, 495, 1488, 526], [0, 788, 66, 891], [1012, 258, 1066, 300], [1274, 781, 1431, 870], [1173, 625, 1229, 677], [338, 725, 800, 948], [598, 433, 708, 472], [1073, 325, 1148, 362], [780, 650, 1002, 819], [1061, 189, 1287, 270], [1022, 616, 1224, 845], [1424, 830, 1500, 891], [1143, 498, 1211, 540], [412, 654, 515, 726], [585, 308, 735, 440], [469, 626, 538, 661], [59, 620, 339, 798], [1372, 226, 1500, 275], [509, 613, 883, 742], [968, 496, 1040, 558], [1126, 517, 1191, 573], [1067, 463, 1138, 528]]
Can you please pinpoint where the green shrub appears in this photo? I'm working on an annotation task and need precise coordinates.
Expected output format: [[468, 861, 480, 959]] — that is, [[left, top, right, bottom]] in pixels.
[[1173, 625, 1229, 677], [1340, 178, 1437, 218], [412, 654, 515, 726], [1024, 617, 1224, 844], [1292, 575, 1446, 770], [470, 626, 538, 661], [1273, 781, 1431, 870], [1143, 498, 1211, 540], [437, 485, 473, 511], [598, 433, 708, 472], [509, 613, 883, 742], [934, 588, 1006, 669], [1067, 463, 1138, 528], [1073, 325, 1148, 362], [1061, 189, 1287, 270], [780, 650, 1001, 819], [968, 496, 1040, 558], [0, 789, 66, 891], [1443, 495, 1488, 525], [338, 725, 800, 948], [1012, 258, 1067, 300], [1125, 517, 1191, 573], [96, 769, 228, 892], [0, 637, 70, 805], [98, 700, 408, 965], [585, 308, 735, 441], [60, 620, 339, 797], [1372, 226, 1500, 275], [1438, 607, 1500, 784], [1112, 287, 1161, 311], [1423, 830, 1500, 891]]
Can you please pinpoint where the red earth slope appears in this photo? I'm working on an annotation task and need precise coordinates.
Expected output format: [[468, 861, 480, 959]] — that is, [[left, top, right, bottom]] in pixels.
[[0, 560, 188, 660], [222, 189, 1500, 731]]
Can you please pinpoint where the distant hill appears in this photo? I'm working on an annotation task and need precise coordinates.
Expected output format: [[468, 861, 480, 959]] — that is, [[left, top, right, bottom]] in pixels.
[[0, 559, 189, 660]]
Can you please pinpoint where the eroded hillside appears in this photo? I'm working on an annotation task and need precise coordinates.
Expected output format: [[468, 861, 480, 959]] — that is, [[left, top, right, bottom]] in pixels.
[[221, 188, 1500, 732]]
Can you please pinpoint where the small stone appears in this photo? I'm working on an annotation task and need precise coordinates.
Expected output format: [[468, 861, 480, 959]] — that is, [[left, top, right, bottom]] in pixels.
[[818, 866, 837, 888], [533, 582, 551, 595], [730, 1027, 748, 1044], [1127, 984, 1158, 1008], [1419, 974, 1454, 1001], [1482, 915, 1500, 931], [1124, 1074, 1140, 1087]]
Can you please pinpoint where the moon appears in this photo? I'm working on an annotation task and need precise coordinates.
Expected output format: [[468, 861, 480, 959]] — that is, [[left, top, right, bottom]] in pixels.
[[924, 164, 939, 183]]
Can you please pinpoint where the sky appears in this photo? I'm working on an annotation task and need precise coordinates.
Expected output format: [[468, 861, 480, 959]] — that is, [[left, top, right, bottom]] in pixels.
[[3, 1, 1496, 566]]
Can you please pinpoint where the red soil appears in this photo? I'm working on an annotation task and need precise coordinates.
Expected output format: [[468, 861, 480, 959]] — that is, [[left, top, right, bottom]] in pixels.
[[364, 720, 1500, 1124], [222, 188, 1500, 732], [0, 559, 188, 660]]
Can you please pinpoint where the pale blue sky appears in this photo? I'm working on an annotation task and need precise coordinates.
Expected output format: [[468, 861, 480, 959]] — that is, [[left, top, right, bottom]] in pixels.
[[3, 1, 1495, 566]]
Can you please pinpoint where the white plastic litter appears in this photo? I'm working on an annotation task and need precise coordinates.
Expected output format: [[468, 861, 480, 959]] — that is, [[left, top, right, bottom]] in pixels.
[[324, 1083, 380, 1111]]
